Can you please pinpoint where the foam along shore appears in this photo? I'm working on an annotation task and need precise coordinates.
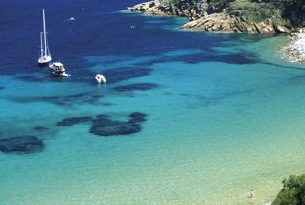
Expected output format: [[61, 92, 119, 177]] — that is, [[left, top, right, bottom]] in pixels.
[[286, 29, 305, 62]]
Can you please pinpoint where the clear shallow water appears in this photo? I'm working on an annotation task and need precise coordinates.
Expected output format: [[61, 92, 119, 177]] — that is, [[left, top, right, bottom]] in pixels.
[[1, 1, 305, 204]]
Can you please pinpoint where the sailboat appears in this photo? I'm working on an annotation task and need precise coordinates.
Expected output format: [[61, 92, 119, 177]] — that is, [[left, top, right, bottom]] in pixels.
[[38, 9, 52, 64]]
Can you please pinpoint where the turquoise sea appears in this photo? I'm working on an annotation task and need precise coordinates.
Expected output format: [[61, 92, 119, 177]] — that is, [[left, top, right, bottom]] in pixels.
[[1, 0, 305, 204]]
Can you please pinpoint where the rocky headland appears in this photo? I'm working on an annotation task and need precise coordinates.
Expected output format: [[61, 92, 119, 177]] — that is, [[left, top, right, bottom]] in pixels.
[[126, 1, 304, 34], [126, 0, 305, 62], [180, 13, 291, 33]]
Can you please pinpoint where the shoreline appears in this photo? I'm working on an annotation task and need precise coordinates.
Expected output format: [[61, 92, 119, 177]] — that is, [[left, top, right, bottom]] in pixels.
[[285, 31, 305, 62], [126, 2, 305, 64], [125, 1, 295, 34]]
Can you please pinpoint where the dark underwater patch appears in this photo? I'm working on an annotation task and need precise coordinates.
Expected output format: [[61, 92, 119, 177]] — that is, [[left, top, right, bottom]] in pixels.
[[101, 102, 112, 106], [180, 89, 255, 107], [177, 53, 257, 64], [0, 136, 44, 154], [68, 93, 86, 98], [103, 67, 153, 83], [113, 83, 158, 92], [214, 54, 257, 65], [0, 86, 5, 90], [42, 92, 101, 106], [54, 112, 147, 137], [32, 126, 49, 132], [90, 121, 141, 136], [42, 93, 85, 103], [42, 96, 58, 101], [146, 52, 257, 65], [129, 112, 147, 124], [41, 96, 66, 106], [57, 117, 93, 126], [90, 112, 147, 137], [92, 94, 105, 99], [92, 114, 113, 124], [15, 75, 44, 82]]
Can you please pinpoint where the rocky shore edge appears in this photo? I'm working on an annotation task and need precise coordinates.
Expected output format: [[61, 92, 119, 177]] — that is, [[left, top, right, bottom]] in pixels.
[[284, 31, 305, 62], [125, 1, 303, 34]]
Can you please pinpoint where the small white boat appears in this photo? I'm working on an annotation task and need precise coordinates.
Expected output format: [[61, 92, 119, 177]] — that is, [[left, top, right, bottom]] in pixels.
[[38, 9, 52, 64], [49, 62, 71, 77], [95, 74, 106, 83]]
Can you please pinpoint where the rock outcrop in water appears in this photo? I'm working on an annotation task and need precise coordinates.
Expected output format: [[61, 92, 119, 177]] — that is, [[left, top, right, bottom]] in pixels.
[[55, 112, 148, 137], [0, 136, 44, 154], [90, 113, 147, 137], [125, 1, 304, 34]]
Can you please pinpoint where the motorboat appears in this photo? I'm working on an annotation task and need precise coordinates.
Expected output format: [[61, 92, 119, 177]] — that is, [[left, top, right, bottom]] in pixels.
[[95, 74, 106, 83], [49, 62, 71, 77]]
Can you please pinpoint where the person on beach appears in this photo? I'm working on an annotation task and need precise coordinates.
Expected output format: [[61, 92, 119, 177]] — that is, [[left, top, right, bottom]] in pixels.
[[250, 189, 255, 198]]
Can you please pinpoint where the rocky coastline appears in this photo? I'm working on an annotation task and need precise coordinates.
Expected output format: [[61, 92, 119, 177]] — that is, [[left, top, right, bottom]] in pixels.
[[126, 1, 305, 63], [284, 31, 305, 62], [180, 13, 291, 33], [125, 1, 299, 34]]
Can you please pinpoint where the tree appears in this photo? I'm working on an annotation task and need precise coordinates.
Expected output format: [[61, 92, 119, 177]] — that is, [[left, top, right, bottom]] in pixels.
[[272, 174, 305, 205]]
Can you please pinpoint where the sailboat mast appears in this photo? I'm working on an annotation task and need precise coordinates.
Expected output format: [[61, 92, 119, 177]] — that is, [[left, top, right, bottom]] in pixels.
[[40, 32, 43, 58], [43, 9, 47, 57], [38, 9, 51, 64]]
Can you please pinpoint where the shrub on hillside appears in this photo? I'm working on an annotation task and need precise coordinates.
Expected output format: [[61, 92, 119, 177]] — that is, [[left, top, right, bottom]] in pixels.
[[272, 174, 305, 205]]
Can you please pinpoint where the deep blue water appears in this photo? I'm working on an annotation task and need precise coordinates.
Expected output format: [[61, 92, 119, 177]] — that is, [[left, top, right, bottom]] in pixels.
[[0, 0, 267, 77]]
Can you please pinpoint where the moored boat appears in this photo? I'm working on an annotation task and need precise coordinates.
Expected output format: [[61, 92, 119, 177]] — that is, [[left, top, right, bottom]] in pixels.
[[49, 62, 71, 77], [38, 9, 52, 64], [95, 74, 106, 83]]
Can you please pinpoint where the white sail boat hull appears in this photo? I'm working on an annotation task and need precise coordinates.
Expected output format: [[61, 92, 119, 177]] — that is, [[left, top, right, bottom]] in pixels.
[[38, 55, 52, 64]]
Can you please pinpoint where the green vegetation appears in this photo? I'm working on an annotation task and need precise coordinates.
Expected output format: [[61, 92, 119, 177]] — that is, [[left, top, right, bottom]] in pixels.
[[228, 0, 269, 19], [227, 0, 287, 24], [228, 0, 305, 26], [272, 174, 305, 205], [158, 0, 204, 3]]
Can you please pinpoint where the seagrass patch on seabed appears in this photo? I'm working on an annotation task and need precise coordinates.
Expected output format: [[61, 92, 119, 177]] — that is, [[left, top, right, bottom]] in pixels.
[[0, 136, 45, 154], [55, 112, 148, 137]]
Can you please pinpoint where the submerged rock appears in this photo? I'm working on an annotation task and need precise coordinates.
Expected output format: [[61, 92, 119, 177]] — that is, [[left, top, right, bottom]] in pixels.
[[15, 75, 44, 82], [103, 67, 153, 84], [32, 126, 49, 132], [113, 83, 158, 92], [57, 117, 93, 126], [129, 112, 147, 124], [90, 121, 142, 136], [90, 112, 147, 137], [0, 136, 44, 154], [92, 114, 113, 125], [54, 113, 148, 137]]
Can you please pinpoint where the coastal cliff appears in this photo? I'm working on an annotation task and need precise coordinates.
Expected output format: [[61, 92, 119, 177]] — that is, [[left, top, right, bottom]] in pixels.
[[126, 0, 305, 34]]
